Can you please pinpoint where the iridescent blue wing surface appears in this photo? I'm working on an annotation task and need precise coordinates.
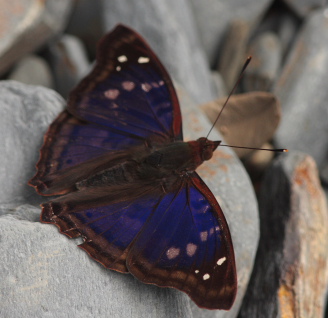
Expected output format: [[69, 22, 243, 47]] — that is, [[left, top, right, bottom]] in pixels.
[[127, 172, 236, 309], [29, 25, 182, 195], [41, 172, 236, 310]]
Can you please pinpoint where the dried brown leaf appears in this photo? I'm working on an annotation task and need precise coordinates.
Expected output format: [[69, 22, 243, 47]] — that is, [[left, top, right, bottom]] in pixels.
[[201, 91, 281, 158]]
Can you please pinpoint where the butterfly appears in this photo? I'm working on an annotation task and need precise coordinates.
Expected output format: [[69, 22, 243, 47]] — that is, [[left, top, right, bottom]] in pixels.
[[28, 24, 237, 310]]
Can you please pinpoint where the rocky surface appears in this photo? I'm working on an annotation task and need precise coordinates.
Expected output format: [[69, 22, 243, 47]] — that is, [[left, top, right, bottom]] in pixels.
[[8, 55, 54, 88], [239, 152, 328, 317], [0, 81, 64, 205], [1, 1, 328, 317], [0, 82, 258, 318], [0, 0, 72, 75], [47, 34, 90, 98], [274, 9, 328, 172]]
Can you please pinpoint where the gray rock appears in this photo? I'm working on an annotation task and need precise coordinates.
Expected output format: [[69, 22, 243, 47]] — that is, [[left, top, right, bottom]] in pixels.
[[281, 0, 323, 17], [66, 0, 104, 59], [274, 9, 328, 171], [48, 34, 90, 98], [0, 79, 259, 317], [210, 71, 228, 99], [275, 10, 300, 56], [188, 0, 272, 66], [101, 0, 217, 104], [8, 55, 54, 89], [217, 20, 251, 91], [0, 0, 73, 75], [243, 32, 282, 92], [239, 152, 328, 317], [0, 81, 64, 205], [0, 211, 192, 318]]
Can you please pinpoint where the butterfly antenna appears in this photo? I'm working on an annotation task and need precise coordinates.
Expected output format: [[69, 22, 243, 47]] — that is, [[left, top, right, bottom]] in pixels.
[[206, 56, 252, 140], [220, 144, 288, 153], [205, 56, 288, 153]]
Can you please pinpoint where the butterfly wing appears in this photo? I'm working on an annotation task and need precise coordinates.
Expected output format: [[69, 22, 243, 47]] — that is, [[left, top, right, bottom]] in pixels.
[[127, 172, 237, 310], [41, 172, 236, 310], [29, 24, 182, 195]]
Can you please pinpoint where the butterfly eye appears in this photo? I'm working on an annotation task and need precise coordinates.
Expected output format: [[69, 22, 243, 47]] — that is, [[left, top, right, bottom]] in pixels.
[[202, 147, 213, 161]]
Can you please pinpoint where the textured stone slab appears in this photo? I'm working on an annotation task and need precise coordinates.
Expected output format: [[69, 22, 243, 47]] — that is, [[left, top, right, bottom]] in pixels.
[[188, 0, 272, 66], [0, 209, 192, 318], [8, 55, 54, 89], [0, 0, 72, 75], [274, 9, 328, 171], [0, 78, 259, 317], [282, 0, 323, 17], [239, 152, 328, 317], [48, 34, 90, 98], [0, 81, 64, 205], [243, 32, 282, 92]]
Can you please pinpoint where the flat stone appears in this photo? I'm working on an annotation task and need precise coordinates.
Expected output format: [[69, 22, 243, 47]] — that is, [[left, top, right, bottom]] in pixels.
[[281, 0, 323, 17], [217, 20, 251, 91], [0, 210, 192, 318], [239, 152, 328, 317], [8, 55, 54, 89], [274, 9, 328, 171], [48, 34, 90, 98], [188, 0, 273, 66], [0, 80, 64, 205], [243, 32, 282, 92], [0, 0, 73, 75], [101, 0, 217, 104], [0, 80, 259, 317], [210, 71, 228, 99], [66, 0, 103, 59]]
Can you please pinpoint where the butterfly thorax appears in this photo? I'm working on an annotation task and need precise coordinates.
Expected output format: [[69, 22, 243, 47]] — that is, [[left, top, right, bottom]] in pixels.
[[141, 137, 221, 177], [76, 138, 220, 191]]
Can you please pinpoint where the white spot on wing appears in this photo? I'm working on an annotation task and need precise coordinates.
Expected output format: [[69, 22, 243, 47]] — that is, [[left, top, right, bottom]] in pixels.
[[200, 231, 208, 242], [166, 247, 180, 259], [118, 55, 128, 62], [186, 243, 197, 257], [104, 89, 120, 99], [116, 66, 121, 71], [122, 81, 135, 91], [141, 83, 152, 92], [203, 274, 210, 280], [138, 56, 150, 63], [217, 257, 226, 266], [195, 270, 199, 274]]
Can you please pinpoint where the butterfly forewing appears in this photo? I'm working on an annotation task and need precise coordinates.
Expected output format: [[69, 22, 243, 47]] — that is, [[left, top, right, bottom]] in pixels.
[[29, 25, 182, 195], [68, 25, 182, 141], [40, 172, 236, 309]]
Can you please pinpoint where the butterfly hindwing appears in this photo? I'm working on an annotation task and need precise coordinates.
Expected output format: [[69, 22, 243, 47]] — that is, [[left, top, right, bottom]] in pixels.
[[41, 182, 161, 272], [40, 172, 236, 309], [127, 172, 237, 309]]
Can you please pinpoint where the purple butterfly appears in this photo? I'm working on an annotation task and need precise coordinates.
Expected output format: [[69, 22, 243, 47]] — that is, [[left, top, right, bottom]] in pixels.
[[28, 24, 237, 310]]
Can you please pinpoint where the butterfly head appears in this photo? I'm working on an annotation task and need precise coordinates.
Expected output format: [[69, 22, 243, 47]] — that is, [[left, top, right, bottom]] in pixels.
[[197, 137, 221, 161]]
